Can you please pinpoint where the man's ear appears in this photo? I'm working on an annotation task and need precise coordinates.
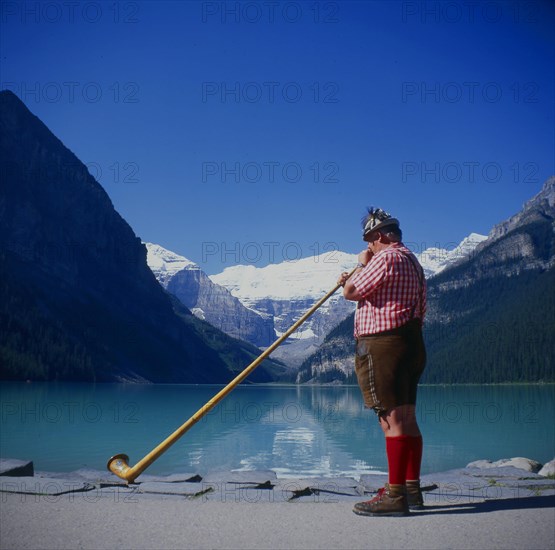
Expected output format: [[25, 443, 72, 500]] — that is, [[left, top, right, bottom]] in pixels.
[[378, 232, 393, 245]]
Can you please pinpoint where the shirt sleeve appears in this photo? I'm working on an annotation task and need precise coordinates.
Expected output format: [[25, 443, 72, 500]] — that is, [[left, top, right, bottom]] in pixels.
[[351, 254, 388, 299]]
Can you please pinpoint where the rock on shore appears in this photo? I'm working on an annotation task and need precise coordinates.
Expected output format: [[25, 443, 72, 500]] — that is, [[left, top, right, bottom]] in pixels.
[[466, 457, 543, 473], [538, 458, 555, 477]]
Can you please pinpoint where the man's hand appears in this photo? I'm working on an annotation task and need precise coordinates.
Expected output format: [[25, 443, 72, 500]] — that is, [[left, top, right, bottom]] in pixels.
[[337, 271, 351, 287], [338, 250, 372, 302], [358, 249, 373, 266]]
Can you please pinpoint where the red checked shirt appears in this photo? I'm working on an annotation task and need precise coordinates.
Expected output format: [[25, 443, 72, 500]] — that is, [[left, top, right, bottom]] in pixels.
[[351, 243, 426, 337]]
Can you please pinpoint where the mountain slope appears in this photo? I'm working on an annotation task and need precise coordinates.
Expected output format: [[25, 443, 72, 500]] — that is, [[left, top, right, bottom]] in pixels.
[[146, 243, 276, 347], [297, 177, 555, 384], [0, 90, 285, 383]]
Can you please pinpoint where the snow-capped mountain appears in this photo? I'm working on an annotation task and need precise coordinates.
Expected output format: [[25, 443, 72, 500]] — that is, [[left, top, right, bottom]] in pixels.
[[418, 233, 488, 278], [146, 243, 199, 287], [210, 251, 356, 305], [145, 243, 276, 347]]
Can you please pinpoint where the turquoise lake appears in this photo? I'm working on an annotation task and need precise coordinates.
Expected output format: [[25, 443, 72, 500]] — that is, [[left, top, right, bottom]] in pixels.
[[1, 383, 553, 477]]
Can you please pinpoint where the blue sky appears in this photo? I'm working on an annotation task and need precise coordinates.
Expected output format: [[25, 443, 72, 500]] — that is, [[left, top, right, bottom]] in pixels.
[[2, 0, 554, 274]]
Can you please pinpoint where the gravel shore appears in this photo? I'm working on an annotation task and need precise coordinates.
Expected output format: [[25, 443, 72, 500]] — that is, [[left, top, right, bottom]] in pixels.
[[1, 460, 554, 550]]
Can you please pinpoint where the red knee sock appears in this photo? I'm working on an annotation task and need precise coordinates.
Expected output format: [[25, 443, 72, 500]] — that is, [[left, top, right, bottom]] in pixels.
[[406, 435, 423, 481], [385, 436, 412, 485]]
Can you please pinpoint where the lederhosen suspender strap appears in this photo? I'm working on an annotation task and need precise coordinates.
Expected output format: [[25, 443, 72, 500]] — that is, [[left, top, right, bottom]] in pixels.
[[404, 251, 425, 322]]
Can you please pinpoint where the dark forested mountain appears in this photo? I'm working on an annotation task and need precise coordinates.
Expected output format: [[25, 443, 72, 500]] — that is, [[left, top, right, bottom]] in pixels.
[[0, 90, 286, 382], [297, 176, 555, 384]]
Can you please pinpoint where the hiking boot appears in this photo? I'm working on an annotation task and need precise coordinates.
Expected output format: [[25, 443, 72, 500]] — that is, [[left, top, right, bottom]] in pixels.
[[406, 480, 424, 510], [353, 483, 409, 517]]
